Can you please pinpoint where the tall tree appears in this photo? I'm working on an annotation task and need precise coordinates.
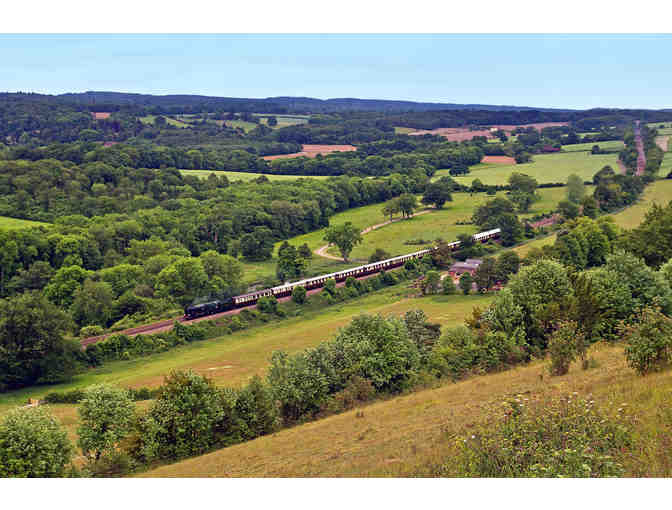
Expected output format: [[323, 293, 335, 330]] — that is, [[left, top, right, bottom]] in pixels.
[[566, 174, 585, 204], [323, 222, 363, 262]]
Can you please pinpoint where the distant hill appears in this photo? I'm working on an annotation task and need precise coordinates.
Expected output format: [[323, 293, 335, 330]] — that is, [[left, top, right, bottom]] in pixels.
[[54, 91, 576, 113]]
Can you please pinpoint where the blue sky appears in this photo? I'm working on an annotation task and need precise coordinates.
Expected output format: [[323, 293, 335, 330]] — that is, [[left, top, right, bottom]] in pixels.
[[1, 34, 671, 110]]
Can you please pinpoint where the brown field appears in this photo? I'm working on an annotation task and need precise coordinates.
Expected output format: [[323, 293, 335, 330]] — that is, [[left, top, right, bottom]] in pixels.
[[481, 155, 516, 165], [91, 112, 111, 120], [408, 122, 570, 142], [263, 144, 357, 161]]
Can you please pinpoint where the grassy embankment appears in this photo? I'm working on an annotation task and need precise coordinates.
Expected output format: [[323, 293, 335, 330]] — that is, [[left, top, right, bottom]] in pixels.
[[0, 216, 50, 230], [142, 341, 672, 477]]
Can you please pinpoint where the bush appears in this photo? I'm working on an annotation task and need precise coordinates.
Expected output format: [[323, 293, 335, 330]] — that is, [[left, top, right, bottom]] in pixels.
[[442, 277, 457, 294], [138, 370, 226, 460], [547, 321, 582, 376], [0, 406, 73, 477], [291, 285, 307, 304], [452, 396, 632, 477], [43, 389, 85, 404], [80, 325, 104, 338], [256, 296, 278, 314], [622, 306, 672, 375]]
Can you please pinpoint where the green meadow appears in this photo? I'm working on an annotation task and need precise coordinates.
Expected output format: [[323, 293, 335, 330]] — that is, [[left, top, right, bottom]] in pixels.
[[0, 216, 50, 230]]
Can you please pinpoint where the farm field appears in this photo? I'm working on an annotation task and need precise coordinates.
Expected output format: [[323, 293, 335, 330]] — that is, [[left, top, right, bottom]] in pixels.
[[142, 341, 672, 477], [326, 187, 579, 261], [394, 127, 416, 134], [262, 144, 357, 161], [225, 119, 258, 132], [179, 169, 328, 182], [561, 140, 623, 152], [451, 151, 620, 186], [659, 152, 672, 177], [0, 216, 50, 230], [646, 122, 672, 135], [255, 114, 309, 128], [138, 115, 190, 128]]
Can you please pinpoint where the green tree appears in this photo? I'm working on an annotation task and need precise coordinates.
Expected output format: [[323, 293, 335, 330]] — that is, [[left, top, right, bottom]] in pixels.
[[0, 407, 73, 477], [0, 292, 76, 391], [422, 271, 441, 295], [459, 273, 473, 295], [580, 196, 599, 218], [44, 265, 91, 307], [323, 222, 363, 262], [77, 384, 135, 464], [369, 248, 391, 263], [566, 174, 585, 204], [291, 285, 307, 304], [71, 279, 115, 327], [156, 257, 209, 307], [473, 257, 497, 292], [397, 193, 418, 218], [547, 321, 582, 376], [422, 181, 453, 209], [199, 250, 243, 295], [623, 306, 672, 375], [142, 370, 225, 460], [442, 277, 457, 294], [558, 200, 580, 220], [498, 213, 525, 247], [382, 198, 400, 221], [495, 251, 520, 283], [234, 375, 279, 440]]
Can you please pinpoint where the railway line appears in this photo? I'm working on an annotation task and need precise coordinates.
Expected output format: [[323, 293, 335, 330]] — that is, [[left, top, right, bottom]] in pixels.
[[81, 227, 501, 347]]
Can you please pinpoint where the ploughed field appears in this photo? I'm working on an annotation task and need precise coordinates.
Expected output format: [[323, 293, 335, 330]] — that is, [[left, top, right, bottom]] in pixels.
[[404, 122, 569, 141], [262, 144, 357, 161]]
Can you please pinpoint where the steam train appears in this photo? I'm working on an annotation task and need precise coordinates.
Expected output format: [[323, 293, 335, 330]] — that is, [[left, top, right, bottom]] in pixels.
[[184, 228, 501, 320]]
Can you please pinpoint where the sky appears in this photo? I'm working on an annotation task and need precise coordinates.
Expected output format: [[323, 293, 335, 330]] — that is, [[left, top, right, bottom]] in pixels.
[[1, 34, 672, 110]]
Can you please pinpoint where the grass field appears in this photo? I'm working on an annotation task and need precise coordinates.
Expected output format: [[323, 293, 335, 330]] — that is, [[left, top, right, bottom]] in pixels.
[[561, 140, 623, 152], [394, 127, 416, 134], [330, 187, 585, 261], [138, 115, 190, 128], [449, 151, 620, 186], [646, 122, 672, 136], [142, 341, 672, 477], [659, 152, 672, 177], [0, 216, 49, 230], [225, 120, 258, 132], [179, 170, 328, 182], [255, 114, 309, 128]]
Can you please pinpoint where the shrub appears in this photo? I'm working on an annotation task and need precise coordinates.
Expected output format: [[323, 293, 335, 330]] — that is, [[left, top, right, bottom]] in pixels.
[[422, 271, 441, 294], [323, 278, 337, 295], [0, 407, 73, 477], [291, 285, 307, 304], [459, 273, 473, 294], [256, 296, 278, 314], [139, 370, 225, 460], [80, 325, 104, 338], [452, 396, 632, 477], [77, 384, 135, 465], [43, 389, 85, 404], [622, 306, 672, 375], [442, 277, 457, 295], [547, 321, 582, 376], [234, 375, 279, 441]]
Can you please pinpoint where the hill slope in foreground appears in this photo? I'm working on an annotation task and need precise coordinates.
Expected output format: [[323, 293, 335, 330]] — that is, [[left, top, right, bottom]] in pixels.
[[141, 343, 672, 477]]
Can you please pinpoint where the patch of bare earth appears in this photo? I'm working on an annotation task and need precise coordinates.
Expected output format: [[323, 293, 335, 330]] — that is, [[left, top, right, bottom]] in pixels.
[[407, 122, 570, 142], [91, 112, 111, 120], [656, 135, 670, 152], [263, 144, 356, 161], [481, 155, 516, 165]]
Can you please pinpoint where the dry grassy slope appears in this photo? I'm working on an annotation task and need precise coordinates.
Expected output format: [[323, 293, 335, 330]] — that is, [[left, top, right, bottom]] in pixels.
[[141, 342, 672, 477]]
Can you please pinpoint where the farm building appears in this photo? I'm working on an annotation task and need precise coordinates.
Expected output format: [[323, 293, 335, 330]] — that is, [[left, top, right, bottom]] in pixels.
[[448, 258, 482, 277]]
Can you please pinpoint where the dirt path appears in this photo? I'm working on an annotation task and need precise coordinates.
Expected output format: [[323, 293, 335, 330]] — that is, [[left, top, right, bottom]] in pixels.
[[314, 209, 434, 262]]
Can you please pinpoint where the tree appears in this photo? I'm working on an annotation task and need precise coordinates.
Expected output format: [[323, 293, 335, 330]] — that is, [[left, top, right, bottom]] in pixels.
[[71, 279, 115, 327], [623, 306, 672, 375], [382, 198, 400, 221], [397, 193, 418, 218], [156, 257, 209, 307], [276, 242, 307, 282], [323, 222, 363, 262], [495, 251, 520, 283], [422, 181, 452, 209], [558, 200, 580, 220], [369, 248, 391, 263], [459, 273, 473, 295], [422, 271, 441, 295], [44, 265, 91, 308], [580, 196, 599, 218], [77, 384, 135, 464], [547, 321, 582, 376], [498, 212, 525, 247], [298, 243, 312, 260], [0, 292, 76, 391], [142, 370, 226, 460], [473, 257, 497, 292], [234, 375, 279, 440], [240, 226, 274, 261], [266, 116, 278, 127], [566, 174, 585, 204], [291, 285, 307, 304], [0, 407, 73, 477], [472, 197, 516, 229], [510, 191, 536, 213], [442, 277, 457, 294]]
